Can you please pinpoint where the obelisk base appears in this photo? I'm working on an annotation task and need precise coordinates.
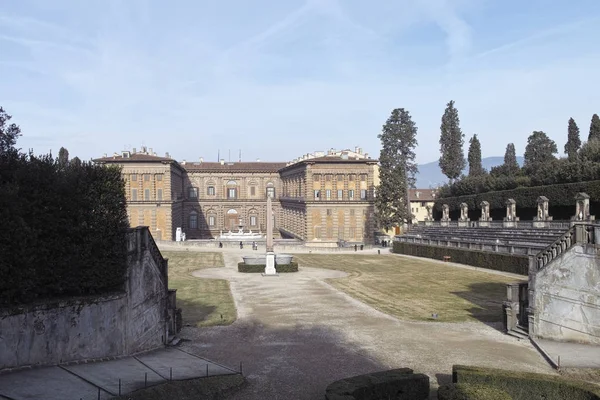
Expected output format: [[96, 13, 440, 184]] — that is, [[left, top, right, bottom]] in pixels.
[[262, 252, 278, 276]]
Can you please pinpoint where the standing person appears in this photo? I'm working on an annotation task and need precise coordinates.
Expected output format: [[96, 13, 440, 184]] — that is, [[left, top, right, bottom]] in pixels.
[[240, 241, 243, 249]]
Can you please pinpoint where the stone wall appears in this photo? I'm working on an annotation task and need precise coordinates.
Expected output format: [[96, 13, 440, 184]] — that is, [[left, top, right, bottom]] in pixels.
[[0, 227, 173, 371], [533, 244, 600, 344]]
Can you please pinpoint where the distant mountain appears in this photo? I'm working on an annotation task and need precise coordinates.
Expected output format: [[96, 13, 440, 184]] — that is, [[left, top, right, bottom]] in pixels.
[[415, 156, 524, 188]]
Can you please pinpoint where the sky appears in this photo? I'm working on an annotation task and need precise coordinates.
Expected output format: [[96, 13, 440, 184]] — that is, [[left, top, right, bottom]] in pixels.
[[1, 0, 599, 164]]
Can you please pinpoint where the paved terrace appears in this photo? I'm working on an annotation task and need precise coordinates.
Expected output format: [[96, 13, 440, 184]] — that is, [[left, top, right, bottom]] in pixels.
[[0, 347, 238, 400], [179, 247, 554, 400]]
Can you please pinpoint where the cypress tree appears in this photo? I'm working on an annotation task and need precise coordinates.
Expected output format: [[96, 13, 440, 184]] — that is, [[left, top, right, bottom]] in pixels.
[[467, 134, 484, 176], [564, 117, 581, 161], [375, 108, 418, 230], [439, 100, 465, 182], [589, 113, 600, 141]]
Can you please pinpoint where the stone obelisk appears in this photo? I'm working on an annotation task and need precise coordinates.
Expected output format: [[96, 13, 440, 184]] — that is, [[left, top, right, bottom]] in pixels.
[[263, 195, 277, 276]]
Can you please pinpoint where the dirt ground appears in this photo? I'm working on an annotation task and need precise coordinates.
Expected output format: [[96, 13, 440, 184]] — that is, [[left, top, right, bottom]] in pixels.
[[176, 249, 553, 399]]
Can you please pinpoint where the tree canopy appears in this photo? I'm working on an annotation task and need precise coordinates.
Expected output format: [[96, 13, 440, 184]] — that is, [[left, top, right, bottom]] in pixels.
[[523, 131, 558, 175], [589, 113, 600, 142], [375, 108, 418, 230], [467, 134, 484, 176], [439, 100, 465, 181], [564, 117, 581, 161]]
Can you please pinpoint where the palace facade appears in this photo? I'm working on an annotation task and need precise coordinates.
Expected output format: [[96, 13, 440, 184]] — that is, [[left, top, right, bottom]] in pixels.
[[94, 147, 378, 244]]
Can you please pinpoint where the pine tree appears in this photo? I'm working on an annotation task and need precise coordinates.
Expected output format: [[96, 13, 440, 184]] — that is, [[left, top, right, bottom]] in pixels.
[[503, 143, 520, 175], [589, 114, 600, 141], [467, 134, 484, 176], [375, 108, 419, 230], [439, 100, 465, 182], [524, 131, 558, 174], [0, 107, 21, 156], [564, 118, 581, 161]]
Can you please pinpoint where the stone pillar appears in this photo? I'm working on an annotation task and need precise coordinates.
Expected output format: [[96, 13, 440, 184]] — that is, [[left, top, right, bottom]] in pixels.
[[572, 192, 595, 222], [479, 201, 492, 227], [440, 204, 450, 227], [533, 196, 552, 227], [503, 198, 519, 227], [458, 202, 470, 227], [263, 196, 277, 276]]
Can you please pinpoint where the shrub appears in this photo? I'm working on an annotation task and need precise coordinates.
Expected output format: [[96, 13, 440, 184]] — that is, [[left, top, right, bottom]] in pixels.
[[325, 368, 429, 400], [393, 242, 528, 275], [0, 152, 129, 305], [438, 383, 511, 400], [237, 262, 299, 273], [451, 365, 600, 400]]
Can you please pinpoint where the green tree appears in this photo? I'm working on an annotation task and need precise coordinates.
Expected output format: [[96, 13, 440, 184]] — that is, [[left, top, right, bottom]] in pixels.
[[589, 113, 600, 141], [0, 107, 21, 155], [564, 117, 581, 161], [467, 134, 484, 176], [375, 108, 419, 230], [523, 131, 558, 174], [503, 143, 520, 175], [439, 100, 465, 182]]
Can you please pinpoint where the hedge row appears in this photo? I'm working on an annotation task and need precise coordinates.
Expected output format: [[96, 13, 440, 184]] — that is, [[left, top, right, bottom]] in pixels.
[[393, 242, 528, 275], [434, 180, 600, 215], [0, 152, 129, 305], [237, 262, 299, 273], [437, 365, 600, 400]]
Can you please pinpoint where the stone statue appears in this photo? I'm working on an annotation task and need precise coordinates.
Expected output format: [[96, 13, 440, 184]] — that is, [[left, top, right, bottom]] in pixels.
[[573, 192, 594, 221], [480, 201, 491, 221], [535, 196, 551, 221], [425, 205, 433, 221], [504, 199, 517, 221], [442, 204, 450, 221], [459, 203, 469, 221]]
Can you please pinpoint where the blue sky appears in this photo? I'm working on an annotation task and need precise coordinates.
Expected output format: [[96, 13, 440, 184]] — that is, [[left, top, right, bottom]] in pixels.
[[1, 0, 599, 164]]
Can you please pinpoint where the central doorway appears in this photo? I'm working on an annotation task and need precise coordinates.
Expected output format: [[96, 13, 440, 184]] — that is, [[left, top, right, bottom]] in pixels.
[[226, 209, 239, 231]]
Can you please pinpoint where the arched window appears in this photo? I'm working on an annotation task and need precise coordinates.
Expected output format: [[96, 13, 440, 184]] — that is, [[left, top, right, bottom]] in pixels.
[[207, 181, 216, 196], [227, 180, 237, 199], [248, 208, 258, 227], [189, 211, 198, 229]]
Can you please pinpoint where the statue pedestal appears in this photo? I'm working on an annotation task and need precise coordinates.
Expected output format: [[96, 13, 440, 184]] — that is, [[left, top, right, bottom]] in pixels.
[[440, 219, 450, 227], [424, 220, 433, 226], [458, 219, 470, 227], [262, 252, 278, 276]]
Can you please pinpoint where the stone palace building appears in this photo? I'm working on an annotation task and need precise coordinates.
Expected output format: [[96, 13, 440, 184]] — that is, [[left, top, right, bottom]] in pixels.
[[94, 147, 378, 245]]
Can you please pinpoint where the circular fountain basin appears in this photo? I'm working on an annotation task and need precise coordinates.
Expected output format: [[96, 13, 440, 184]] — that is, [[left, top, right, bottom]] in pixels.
[[242, 254, 294, 265]]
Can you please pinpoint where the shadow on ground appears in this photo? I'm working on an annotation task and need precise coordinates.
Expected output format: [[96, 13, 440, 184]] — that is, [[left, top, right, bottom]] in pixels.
[[451, 281, 508, 330], [180, 318, 436, 400]]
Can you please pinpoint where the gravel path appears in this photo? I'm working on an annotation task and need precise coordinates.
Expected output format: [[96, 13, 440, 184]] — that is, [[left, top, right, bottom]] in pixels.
[[179, 250, 553, 399]]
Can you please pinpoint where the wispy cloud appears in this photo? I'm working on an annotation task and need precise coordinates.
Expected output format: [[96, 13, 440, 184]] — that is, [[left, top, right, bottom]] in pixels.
[[0, 0, 599, 165]]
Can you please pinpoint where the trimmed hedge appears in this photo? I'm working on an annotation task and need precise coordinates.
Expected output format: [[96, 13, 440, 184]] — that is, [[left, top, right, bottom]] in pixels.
[[325, 368, 429, 400], [434, 180, 600, 220], [393, 242, 528, 275], [443, 365, 600, 400], [438, 383, 511, 400], [237, 262, 299, 273], [0, 152, 129, 305]]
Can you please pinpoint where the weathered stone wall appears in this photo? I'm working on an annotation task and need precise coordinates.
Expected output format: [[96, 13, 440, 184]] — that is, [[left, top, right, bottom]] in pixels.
[[533, 244, 600, 344], [0, 227, 170, 371]]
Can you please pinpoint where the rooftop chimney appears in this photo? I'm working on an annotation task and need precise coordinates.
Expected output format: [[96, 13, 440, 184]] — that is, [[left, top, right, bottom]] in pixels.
[[141, 146, 147, 153], [256, 158, 261, 162], [364, 152, 369, 158], [165, 152, 170, 158], [182, 159, 186, 165], [358, 147, 362, 155], [132, 147, 136, 154], [149, 148, 153, 155], [103, 153, 107, 157], [355, 146, 359, 153], [220, 159, 225, 165], [199, 157, 204, 163]]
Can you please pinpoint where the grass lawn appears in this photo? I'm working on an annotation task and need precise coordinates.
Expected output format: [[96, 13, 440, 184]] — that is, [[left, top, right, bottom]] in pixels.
[[162, 251, 236, 327], [292, 253, 518, 323]]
